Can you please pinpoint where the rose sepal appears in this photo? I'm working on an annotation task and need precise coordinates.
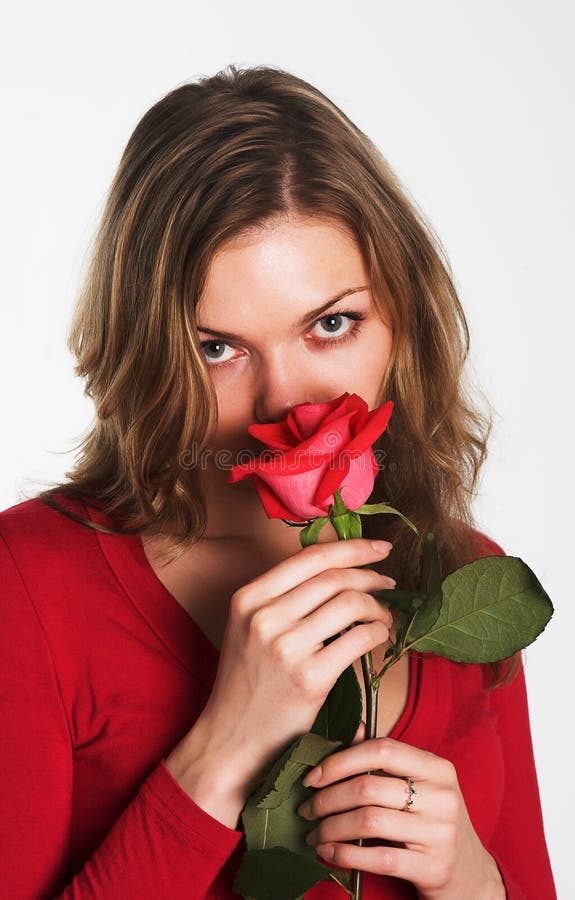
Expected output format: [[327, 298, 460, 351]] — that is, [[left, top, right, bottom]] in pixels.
[[299, 516, 330, 547], [355, 501, 420, 537]]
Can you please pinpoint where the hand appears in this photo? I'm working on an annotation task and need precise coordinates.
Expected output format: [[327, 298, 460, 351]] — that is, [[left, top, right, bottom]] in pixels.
[[297, 735, 506, 900], [165, 538, 395, 826]]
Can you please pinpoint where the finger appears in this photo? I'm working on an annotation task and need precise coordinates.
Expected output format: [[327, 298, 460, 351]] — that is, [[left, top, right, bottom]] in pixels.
[[299, 773, 424, 820], [314, 841, 427, 882], [279, 567, 395, 624], [317, 621, 391, 676], [307, 805, 430, 846], [242, 568, 392, 649], [238, 539, 392, 610], [304, 736, 455, 787], [291, 590, 391, 651]]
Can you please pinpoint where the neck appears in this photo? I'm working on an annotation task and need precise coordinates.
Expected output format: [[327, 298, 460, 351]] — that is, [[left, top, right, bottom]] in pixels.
[[198, 464, 337, 555]]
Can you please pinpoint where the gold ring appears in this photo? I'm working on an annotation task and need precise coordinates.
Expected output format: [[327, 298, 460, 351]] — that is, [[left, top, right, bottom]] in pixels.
[[403, 776, 416, 811]]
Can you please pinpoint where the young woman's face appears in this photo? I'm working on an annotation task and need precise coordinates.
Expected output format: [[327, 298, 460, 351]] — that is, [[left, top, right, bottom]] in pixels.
[[195, 216, 393, 462]]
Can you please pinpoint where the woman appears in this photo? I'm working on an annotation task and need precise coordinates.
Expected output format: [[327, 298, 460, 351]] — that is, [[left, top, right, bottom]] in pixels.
[[0, 64, 555, 898]]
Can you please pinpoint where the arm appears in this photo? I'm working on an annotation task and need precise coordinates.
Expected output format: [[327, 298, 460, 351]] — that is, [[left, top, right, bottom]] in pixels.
[[471, 530, 556, 897], [0, 532, 242, 900], [486, 658, 556, 899]]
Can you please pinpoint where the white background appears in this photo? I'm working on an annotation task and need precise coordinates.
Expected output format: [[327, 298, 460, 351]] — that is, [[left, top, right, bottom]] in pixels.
[[1, 1, 572, 895]]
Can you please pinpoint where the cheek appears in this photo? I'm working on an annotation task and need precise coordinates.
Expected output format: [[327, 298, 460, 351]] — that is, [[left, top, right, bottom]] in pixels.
[[202, 379, 252, 448], [351, 324, 393, 396]]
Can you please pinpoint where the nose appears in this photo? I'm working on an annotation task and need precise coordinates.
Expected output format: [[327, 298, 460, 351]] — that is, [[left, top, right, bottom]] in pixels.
[[253, 355, 316, 424], [254, 387, 306, 425]]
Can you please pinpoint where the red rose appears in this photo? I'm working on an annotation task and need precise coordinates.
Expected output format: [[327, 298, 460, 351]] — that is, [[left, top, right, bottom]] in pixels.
[[227, 392, 394, 521]]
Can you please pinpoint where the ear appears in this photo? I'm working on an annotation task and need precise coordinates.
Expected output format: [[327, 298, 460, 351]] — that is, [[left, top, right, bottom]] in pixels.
[[352, 719, 366, 744]]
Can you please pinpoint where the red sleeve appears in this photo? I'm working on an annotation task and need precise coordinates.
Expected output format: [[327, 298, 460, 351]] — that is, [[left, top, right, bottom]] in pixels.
[[485, 659, 556, 899], [0, 532, 242, 899], [473, 529, 556, 898], [472, 529, 506, 558]]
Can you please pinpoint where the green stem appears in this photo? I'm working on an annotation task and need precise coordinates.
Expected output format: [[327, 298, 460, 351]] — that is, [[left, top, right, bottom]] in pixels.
[[375, 646, 407, 682], [299, 490, 412, 899], [362, 654, 378, 741], [324, 489, 389, 900], [350, 653, 380, 900]]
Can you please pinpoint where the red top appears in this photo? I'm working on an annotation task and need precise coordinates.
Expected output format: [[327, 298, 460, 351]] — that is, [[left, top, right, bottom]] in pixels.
[[0, 494, 555, 899]]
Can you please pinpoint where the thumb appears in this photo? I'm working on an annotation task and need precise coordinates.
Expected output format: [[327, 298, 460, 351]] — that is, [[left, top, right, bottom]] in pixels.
[[352, 719, 366, 744]]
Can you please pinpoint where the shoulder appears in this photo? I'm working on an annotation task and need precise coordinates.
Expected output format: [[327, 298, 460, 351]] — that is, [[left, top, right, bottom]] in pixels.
[[0, 492, 100, 591], [0, 492, 125, 661], [0, 492, 89, 550], [467, 527, 506, 559]]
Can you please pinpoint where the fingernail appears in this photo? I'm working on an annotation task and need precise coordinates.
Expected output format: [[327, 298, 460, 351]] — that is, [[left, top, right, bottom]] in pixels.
[[371, 540, 392, 553], [303, 766, 322, 787], [306, 829, 318, 846], [317, 843, 335, 860], [297, 802, 312, 819]]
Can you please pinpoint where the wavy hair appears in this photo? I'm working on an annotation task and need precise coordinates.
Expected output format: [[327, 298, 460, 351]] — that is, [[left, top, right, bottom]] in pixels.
[[34, 63, 516, 686]]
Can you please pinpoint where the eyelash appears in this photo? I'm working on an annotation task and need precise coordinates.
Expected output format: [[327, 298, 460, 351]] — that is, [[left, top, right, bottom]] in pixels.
[[199, 309, 366, 370]]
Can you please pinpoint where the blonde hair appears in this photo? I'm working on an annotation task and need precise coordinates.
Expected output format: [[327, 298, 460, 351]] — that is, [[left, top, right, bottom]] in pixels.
[[35, 63, 514, 684]]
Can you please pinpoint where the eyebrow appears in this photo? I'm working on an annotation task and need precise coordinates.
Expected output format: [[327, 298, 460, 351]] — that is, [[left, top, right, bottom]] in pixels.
[[196, 285, 370, 341]]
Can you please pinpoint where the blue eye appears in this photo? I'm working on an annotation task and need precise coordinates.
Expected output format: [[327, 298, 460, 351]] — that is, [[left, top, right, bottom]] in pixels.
[[200, 339, 234, 366], [200, 309, 365, 369], [312, 311, 364, 344]]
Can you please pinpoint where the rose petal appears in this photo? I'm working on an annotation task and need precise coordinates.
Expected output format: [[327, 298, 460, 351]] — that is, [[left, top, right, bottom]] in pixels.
[[227, 450, 283, 482], [238, 412, 358, 479], [228, 393, 393, 520], [255, 462, 329, 519], [286, 412, 304, 442], [314, 455, 351, 507], [291, 393, 350, 439], [320, 392, 362, 426], [247, 419, 299, 450], [248, 475, 308, 520], [343, 400, 394, 455], [339, 449, 381, 509], [291, 411, 356, 460]]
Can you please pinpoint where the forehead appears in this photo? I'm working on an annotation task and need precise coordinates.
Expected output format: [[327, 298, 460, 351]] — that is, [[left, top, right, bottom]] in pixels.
[[197, 217, 368, 321]]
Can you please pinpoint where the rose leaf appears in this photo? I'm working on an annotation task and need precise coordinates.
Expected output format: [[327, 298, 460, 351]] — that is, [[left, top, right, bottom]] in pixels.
[[405, 532, 443, 642], [311, 661, 363, 745], [255, 732, 342, 811], [233, 846, 351, 900], [408, 556, 554, 662]]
